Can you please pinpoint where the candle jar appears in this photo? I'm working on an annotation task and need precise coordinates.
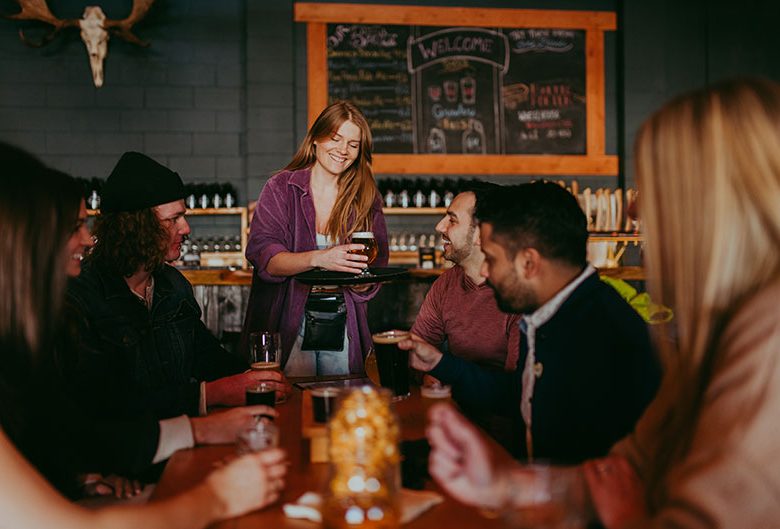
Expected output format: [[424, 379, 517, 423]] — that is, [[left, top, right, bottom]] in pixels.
[[323, 386, 401, 529]]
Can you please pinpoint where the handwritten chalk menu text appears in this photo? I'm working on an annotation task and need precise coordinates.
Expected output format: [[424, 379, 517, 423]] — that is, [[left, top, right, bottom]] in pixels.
[[328, 24, 413, 153], [503, 29, 585, 154], [327, 24, 586, 155]]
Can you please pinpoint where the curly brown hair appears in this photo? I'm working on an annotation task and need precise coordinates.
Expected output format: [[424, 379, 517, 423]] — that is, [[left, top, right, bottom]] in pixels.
[[87, 208, 168, 277]]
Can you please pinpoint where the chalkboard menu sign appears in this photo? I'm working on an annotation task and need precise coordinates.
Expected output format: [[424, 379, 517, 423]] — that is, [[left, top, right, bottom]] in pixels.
[[298, 4, 617, 175], [327, 24, 586, 155]]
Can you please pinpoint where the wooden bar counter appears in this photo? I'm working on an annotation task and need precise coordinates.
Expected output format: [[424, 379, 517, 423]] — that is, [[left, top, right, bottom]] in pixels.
[[151, 386, 510, 528]]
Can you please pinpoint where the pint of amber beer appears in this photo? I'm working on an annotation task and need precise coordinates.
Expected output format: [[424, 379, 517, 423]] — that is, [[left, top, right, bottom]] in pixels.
[[349, 231, 378, 276]]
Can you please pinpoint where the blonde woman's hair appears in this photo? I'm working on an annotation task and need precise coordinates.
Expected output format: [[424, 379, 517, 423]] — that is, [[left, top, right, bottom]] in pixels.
[[284, 100, 377, 242], [636, 78, 780, 507]]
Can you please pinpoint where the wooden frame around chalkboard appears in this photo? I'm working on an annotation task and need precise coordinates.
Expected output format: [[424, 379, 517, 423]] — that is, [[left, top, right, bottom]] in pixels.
[[295, 3, 617, 176]]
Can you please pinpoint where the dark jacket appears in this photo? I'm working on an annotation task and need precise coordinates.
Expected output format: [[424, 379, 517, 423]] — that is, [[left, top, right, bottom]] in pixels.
[[430, 273, 661, 464], [64, 262, 247, 421], [1, 338, 161, 499]]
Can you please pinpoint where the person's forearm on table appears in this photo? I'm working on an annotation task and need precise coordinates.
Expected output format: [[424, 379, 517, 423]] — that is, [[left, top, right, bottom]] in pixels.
[[92, 479, 227, 529]]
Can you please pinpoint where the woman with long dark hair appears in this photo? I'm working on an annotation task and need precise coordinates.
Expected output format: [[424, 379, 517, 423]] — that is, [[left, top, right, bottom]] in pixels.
[[243, 101, 388, 376], [0, 143, 287, 528]]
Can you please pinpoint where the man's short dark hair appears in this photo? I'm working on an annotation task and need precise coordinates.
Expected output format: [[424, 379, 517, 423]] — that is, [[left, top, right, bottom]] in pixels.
[[476, 181, 587, 267], [457, 181, 501, 227]]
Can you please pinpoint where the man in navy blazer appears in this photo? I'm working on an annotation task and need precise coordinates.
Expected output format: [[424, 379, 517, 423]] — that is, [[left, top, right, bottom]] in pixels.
[[403, 182, 660, 463]]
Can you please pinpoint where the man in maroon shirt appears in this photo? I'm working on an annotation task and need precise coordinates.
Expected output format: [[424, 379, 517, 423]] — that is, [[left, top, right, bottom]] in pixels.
[[411, 186, 521, 450], [412, 187, 521, 372]]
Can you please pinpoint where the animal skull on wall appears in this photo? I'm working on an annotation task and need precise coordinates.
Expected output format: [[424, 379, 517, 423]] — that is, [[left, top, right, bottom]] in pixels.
[[5, 0, 155, 88], [79, 6, 108, 87]]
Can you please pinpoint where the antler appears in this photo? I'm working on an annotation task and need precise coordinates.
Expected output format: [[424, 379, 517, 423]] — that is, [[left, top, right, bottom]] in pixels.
[[104, 0, 155, 47], [5, 0, 78, 47]]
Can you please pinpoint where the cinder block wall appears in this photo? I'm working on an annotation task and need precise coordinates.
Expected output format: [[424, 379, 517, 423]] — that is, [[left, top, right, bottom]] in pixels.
[[2, 0, 779, 202], [0, 0, 249, 199]]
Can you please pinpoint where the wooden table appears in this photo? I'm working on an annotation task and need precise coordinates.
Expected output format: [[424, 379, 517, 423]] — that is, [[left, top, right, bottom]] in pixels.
[[152, 387, 510, 528]]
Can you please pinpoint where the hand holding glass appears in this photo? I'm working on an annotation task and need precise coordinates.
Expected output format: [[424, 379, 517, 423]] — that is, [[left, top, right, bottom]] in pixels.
[[236, 420, 279, 455], [348, 231, 377, 277]]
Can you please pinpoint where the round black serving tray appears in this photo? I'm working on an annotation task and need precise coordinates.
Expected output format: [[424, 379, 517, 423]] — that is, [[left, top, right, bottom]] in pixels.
[[294, 267, 409, 285]]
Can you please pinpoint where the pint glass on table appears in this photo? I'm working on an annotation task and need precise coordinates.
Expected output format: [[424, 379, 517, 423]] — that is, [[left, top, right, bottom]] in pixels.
[[420, 383, 452, 416], [249, 331, 281, 372], [371, 330, 411, 400], [249, 331, 285, 403]]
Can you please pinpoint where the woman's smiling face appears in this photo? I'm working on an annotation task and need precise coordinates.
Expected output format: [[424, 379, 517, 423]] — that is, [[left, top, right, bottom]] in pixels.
[[65, 199, 93, 277], [313, 120, 361, 177]]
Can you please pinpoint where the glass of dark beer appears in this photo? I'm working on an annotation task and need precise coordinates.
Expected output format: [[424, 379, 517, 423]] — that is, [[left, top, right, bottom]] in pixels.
[[249, 331, 287, 404], [311, 387, 340, 423], [349, 231, 378, 277], [246, 382, 276, 408], [371, 330, 411, 401]]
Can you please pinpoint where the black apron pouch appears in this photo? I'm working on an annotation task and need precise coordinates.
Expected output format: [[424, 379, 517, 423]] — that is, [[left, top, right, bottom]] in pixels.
[[302, 292, 346, 351]]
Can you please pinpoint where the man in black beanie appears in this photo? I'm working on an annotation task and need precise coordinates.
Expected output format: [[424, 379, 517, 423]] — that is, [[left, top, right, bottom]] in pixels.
[[63, 152, 289, 461]]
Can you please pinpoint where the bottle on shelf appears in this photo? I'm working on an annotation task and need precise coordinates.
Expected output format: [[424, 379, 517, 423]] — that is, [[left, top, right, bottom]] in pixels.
[[408, 234, 418, 252], [183, 239, 200, 268], [412, 188, 426, 208], [398, 189, 410, 208], [88, 189, 100, 210], [389, 234, 399, 252], [428, 179, 441, 208]]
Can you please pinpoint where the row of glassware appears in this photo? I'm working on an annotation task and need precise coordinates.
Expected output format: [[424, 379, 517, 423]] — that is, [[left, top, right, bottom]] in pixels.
[[76, 177, 239, 211], [561, 182, 640, 233], [389, 232, 442, 253], [378, 177, 640, 233], [377, 178, 484, 209]]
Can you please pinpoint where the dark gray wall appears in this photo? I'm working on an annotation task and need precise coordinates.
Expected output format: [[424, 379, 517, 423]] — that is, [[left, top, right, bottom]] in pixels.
[[2, 0, 779, 197], [620, 0, 780, 184], [0, 0, 248, 196]]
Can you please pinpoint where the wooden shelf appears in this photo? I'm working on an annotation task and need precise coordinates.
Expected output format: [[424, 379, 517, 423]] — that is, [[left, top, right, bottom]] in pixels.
[[179, 265, 645, 285], [181, 268, 253, 286], [389, 250, 443, 266], [186, 207, 246, 216], [407, 266, 646, 281], [383, 207, 446, 215], [588, 233, 643, 243], [87, 207, 247, 216], [598, 266, 645, 281]]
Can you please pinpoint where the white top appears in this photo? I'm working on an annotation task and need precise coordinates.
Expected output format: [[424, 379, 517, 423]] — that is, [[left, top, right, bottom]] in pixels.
[[316, 233, 333, 249]]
